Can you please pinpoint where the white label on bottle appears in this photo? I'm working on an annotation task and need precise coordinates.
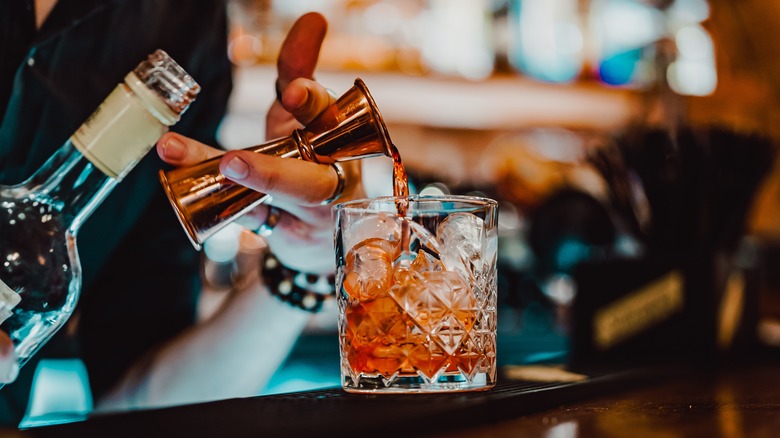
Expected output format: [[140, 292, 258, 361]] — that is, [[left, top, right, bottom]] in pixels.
[[0, 279, 21, 325], [71, 84, 168, 180]]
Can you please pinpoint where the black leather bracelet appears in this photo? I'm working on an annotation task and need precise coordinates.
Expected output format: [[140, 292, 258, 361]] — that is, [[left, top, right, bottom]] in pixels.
[[260, 251, 336, 313]]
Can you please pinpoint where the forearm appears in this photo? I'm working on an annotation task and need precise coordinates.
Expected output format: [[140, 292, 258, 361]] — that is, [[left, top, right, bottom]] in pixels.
[[94, 279, 311, 412]]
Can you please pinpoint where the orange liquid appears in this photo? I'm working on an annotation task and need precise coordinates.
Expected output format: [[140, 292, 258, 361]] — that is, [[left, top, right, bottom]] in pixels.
[[343, 145, 487, 381], [390, 144, 412, 261], [391, 143, 409, 216], [344, 285, 481, 379]]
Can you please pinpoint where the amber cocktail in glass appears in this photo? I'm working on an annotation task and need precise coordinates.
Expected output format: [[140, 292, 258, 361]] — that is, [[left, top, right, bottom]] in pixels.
[[334, 195, 498, 393]]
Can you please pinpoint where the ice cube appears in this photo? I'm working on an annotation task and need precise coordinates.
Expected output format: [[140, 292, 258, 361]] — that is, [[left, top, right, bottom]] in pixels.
[[407, 220, 443, 256], [409, 249, 444, 274], [436, 213, 485, 282], [343, 212, 401, 252], [343, 238, 397, 301]]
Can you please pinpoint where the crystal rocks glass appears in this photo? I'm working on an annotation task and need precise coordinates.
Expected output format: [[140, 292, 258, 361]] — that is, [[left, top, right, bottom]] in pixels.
[[333, 195, 498, 393]]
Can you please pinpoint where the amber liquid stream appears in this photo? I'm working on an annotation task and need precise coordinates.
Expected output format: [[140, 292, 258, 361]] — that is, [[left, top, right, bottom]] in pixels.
[[390, 144, 412, 259], [391, 144, 409, 210]]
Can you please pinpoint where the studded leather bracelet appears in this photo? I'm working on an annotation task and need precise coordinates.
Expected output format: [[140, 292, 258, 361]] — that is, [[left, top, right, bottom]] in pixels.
[[260, 251, 336, 313]]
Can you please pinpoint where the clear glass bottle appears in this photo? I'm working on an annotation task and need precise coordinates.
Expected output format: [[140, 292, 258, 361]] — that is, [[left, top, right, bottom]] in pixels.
[[0, 50, 200, 384]]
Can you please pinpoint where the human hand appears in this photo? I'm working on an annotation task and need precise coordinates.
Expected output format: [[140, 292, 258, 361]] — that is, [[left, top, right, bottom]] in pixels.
[[157, 12, 364, 274], [0, 330, 18, 384], [265, 11, 331, 140]]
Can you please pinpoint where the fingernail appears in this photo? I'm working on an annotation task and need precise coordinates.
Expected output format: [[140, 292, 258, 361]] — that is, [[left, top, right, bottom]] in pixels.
[[0, 340, 11, 357], [163, 137, 186, 160], [0, 338, 18, 383], [223, 156, 249, 180]]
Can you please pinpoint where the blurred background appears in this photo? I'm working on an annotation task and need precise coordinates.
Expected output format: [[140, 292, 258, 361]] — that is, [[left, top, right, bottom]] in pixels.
[[194, 0, 780, 398], [190, 0, 780, 393]]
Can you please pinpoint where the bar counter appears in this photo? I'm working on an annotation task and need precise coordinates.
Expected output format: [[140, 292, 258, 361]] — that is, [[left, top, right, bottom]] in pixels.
[[10, 357, 779, 437]]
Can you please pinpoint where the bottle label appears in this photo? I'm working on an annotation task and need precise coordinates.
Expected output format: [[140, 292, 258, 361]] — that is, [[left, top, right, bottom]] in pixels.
[[593, 271, 684, 350], [0, 279, 21, 325], [71, 84, 168, 180]]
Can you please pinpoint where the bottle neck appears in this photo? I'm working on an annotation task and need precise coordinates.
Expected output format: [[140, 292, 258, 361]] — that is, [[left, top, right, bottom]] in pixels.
[[28, 140, 116, 233], [71, 82, 170, 180], [26, 81, 174, 233]]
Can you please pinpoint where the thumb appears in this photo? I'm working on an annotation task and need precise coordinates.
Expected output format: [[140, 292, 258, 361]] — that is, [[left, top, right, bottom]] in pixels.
[[276, 12, 328, 92]]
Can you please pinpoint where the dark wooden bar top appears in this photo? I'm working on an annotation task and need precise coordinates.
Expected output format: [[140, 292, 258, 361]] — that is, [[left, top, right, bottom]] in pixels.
[[8, 356, 778, 437], [435, 359, 780, 438]]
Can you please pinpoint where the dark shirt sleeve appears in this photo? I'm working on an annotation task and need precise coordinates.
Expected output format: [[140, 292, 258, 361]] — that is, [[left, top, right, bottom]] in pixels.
[[78, 186, 203, 397]]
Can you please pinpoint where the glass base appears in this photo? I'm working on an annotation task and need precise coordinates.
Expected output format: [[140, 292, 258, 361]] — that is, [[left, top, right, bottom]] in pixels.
[[342, 372, 495, 394]]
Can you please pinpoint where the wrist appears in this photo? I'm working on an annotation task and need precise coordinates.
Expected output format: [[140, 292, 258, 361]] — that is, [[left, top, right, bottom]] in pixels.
[[260, 251, 336, 313]]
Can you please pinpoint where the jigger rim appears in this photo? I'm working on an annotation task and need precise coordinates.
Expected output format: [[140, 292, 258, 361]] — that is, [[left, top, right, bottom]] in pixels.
[[158, 169, 204, 250], [353, 78, 394, 157]]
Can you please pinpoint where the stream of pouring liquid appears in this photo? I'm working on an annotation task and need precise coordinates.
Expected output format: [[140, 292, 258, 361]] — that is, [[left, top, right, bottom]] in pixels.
[[390, 144, 413, 262]]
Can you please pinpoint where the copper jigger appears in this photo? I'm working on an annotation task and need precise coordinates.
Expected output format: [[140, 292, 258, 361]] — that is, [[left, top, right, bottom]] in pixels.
[[159, 78, 393, 250]]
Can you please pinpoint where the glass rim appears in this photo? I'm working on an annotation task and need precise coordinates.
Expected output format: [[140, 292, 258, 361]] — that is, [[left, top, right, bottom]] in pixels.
[[332, 194, 498, 214]]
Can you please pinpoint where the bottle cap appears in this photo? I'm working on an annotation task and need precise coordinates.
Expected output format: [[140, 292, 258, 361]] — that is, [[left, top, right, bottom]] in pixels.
[[132, 50, 201, 116]]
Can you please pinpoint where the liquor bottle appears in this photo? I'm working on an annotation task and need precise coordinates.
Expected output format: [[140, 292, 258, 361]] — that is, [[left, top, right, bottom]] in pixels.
[[0, 50, 200, 384]]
